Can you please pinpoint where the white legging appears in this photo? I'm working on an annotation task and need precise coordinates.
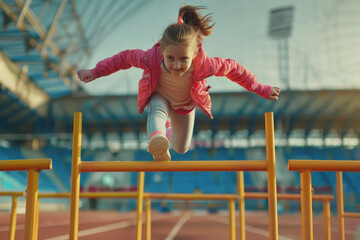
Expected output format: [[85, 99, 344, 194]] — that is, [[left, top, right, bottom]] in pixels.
[[147, 92, 195, 154]]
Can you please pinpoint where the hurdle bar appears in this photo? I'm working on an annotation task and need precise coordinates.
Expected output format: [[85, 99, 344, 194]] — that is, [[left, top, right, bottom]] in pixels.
[[0, 159, 52, 240], [69, 112, 279, 240], [288, 159, 360, 240]]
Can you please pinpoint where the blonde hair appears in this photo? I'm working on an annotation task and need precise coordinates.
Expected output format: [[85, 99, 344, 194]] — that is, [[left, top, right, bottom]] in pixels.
[[161, 5, 215, 49]]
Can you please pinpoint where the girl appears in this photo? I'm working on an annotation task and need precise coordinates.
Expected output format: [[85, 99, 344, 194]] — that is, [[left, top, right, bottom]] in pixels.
[[77, 5, 280, 162]]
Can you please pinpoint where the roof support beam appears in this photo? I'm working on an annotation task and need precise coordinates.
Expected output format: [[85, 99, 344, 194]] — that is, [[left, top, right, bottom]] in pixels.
[[16, 0, 31, 29], [0, 0, 84, 92], [41, 0, 68, 57], [0, 51, 49, 113]]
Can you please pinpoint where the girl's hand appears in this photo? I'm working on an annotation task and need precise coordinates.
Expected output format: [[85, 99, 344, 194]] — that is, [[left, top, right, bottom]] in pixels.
[[77, 69, 95, 83], [267, 87, 280, 100]]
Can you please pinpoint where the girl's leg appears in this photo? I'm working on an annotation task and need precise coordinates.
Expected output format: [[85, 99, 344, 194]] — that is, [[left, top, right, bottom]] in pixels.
[[168, 109, 195, 154], [147, 92, 171, 161]]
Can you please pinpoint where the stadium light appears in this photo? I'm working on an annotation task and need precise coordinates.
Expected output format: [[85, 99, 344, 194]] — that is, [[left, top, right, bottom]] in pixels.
[[268, 6, 294, 90], [268, 6, 294, 39]]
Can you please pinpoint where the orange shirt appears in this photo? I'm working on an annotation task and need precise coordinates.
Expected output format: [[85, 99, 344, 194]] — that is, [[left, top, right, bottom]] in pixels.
[[155, 63, 195, 111]]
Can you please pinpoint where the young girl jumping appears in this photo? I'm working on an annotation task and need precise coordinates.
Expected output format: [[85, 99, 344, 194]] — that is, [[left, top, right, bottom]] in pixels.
[[77, 5, 280, 162]]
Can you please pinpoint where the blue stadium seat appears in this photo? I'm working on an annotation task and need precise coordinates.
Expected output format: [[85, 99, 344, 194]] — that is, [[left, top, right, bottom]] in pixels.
[[43, 146, 71, 190], [171, 150, 194, 161], [195, 147, 211, 160], [218, 172, 236, 193], [0, 146, 57, 191], [148, 172, 169, 193], [215, 147, 230, 160], [349, 147, 360, 160], [196, 172, 217, 193], [172, 172, 196, 193], [232, 148, 247, 160]]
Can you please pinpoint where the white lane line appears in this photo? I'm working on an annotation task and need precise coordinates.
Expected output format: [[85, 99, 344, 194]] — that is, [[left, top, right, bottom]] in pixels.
[[44, 215, 170, 240], [44, 221, 136, 240], [209, 216, 294, 240], [165, 212, 192, 240], [0, 220, 72, 232]]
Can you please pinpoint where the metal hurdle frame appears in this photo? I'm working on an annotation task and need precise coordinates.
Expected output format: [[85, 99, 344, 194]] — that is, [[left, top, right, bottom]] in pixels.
[[1, 189, 334, 240], [37, 191, 237, 240], [336, 172, 360, 240], [142, 193, 238, 240], [0, 159, 52, 240], [69, 112, 279, 240], [288, 160, 360, 240]]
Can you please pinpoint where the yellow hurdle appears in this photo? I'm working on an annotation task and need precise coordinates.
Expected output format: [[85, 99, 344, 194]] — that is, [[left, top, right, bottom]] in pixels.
[[38, 191, 239, 240], [336, 172, 360, 240], [288, 159, 360, 240], [69, 112, 279, 240], [2, 190, 333, 240], [237, 171, 246, 240], [0, 159, 52, 240], [143, 193, 238, 240], [136, 172, 145, 240], [265, 112, 278, 239]]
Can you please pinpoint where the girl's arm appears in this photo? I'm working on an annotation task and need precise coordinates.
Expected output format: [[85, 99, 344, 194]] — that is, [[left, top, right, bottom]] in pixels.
[[211, 57, 279, 100], [78, 49, 147, 82]]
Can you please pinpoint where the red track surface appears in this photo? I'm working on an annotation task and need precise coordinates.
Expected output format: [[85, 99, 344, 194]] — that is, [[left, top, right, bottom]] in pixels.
[[0, 210, 359, 239]]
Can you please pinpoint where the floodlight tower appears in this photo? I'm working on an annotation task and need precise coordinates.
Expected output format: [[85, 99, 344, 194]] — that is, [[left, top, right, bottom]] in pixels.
[[268, 6, 294, 90]]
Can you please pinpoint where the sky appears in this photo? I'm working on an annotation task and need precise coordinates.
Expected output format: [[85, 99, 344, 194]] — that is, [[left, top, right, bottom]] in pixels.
[[79, 0, 360, 95]]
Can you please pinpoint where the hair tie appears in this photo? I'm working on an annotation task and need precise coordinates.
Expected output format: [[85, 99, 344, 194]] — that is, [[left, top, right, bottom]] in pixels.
[[177, 12, 185, 23]]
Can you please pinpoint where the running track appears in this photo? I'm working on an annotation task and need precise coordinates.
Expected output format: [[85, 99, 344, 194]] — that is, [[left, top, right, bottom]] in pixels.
[[0, 211, 359, 239]]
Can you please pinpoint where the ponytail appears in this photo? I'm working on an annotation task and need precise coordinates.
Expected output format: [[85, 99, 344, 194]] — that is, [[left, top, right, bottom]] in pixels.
[[179, 5, 215, 40], [161, 5, 215, 49]]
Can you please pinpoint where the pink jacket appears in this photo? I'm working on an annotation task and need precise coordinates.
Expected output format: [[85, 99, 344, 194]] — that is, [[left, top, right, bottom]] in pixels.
[[91, 42, 272, 119]]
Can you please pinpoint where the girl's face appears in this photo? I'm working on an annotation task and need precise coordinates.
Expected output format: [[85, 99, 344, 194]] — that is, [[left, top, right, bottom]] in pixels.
[[162, 42, 197, 77]]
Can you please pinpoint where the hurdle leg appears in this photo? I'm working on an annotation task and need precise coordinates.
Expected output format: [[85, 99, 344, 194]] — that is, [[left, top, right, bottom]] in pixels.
[[336, 172, 345, 240], [24, 170, 40, 240], [237, 171, 245, 240], [9, 196, 18, 240], [137, 172, 145, 240], [229, 199, 236, 240], [146, 198, 151, 240], [323, 199, 331, 240], [265, 112, 278, 240], [69, 112, 83, 240], [300, 170, 313, 240], [34, 192, 40, 240]]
